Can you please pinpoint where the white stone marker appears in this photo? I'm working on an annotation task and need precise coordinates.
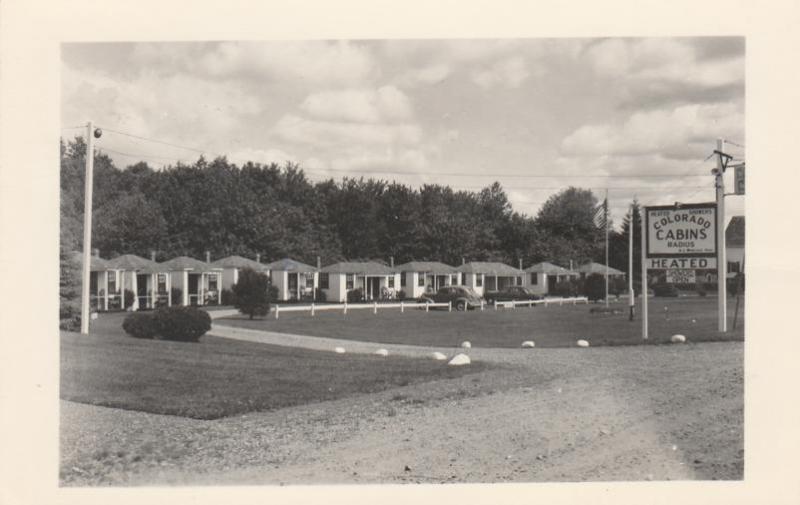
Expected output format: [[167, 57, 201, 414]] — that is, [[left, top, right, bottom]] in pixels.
[[461, 341, 472, 349], [334, 346, 346, 354], [431, 352, 447, 361], [374, 348, 389, 357], [448, 353, 471, 366], [521, 341, 535, 348], [576, 339, 590, 348], [670, 334, 686, 343]]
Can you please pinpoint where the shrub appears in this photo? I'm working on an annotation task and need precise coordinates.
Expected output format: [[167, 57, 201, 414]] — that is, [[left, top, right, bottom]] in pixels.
[[652, 283, 679, 297], [122, 312, 160, 339], [397, 290, 407, 301], [221, 288, 236, 306], [123, 289, 136, 310], [347, 288, 364, 303], [152, 306, 211, 342], [609, 277, 627, 296], [232, 267, 271, 319], [268, 284, 279, 302], [170, 287, 183, 305], [696, 281, 707, 297], [584, 273, 606, 302], [551, 280, 579, 297], [59, 315, 81, 332]]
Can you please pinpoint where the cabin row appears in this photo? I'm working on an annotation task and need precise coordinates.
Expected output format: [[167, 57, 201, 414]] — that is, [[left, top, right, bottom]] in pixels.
[[78, 251, 624, 310]]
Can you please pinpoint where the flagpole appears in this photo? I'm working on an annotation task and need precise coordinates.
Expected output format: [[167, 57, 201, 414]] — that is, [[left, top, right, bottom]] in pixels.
[[604, 190, 609, 308]]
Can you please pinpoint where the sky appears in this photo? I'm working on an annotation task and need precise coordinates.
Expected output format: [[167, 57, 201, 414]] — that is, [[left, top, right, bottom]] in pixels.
[[61, 38, 745, 226]]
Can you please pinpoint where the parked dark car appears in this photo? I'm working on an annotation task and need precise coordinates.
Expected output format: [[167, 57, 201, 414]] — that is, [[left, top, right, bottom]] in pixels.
[[652, 283, 679, 297], [419, 285, 483, 311], [484, 286, 541, 304]]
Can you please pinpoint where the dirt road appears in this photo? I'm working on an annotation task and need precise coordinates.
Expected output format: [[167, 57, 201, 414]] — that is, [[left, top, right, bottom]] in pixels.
[[60, 341, 743, 485]]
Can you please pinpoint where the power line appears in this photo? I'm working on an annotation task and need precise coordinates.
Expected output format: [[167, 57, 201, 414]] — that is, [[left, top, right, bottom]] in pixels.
[[303, 167, 713, 179], [97, 147, 195, 163], [98, 126, 226, 158], [724, 140, 745, 149]]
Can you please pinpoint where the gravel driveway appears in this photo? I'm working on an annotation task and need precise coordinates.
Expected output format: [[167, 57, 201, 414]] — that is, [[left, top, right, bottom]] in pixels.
[[60, 336, 743, 485]]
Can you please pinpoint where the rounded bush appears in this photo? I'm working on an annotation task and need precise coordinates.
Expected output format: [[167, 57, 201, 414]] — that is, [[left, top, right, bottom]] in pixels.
[[152, 306, 211, 342], [122, 312, 160, 339]]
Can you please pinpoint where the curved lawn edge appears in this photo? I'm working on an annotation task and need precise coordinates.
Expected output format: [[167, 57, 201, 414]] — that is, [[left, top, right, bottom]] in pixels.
[[209, 323, 465, 359]]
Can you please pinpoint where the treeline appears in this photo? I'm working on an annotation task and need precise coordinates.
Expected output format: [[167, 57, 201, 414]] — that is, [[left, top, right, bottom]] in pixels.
[[60, 136, 641, 270]]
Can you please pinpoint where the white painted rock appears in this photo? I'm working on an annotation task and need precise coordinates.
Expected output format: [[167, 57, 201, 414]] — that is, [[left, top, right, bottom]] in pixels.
[[691, 319, 697, 324], [374, 348, 389, 357], [334, 347, 346, 354], [431, 352, 447, 361], [670, 334, 686, 343], [576, 339, 590, 348], [461, 341, 472, 349], [90, 312, 99, 320], [521, 340, 536, 348], [448, 353, 471, 366]]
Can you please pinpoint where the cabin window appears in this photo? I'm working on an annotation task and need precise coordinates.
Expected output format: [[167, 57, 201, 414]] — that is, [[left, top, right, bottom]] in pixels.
[[388, 276, 395, 288], [476, 274, 483, 287], [157, 273, 167, 293], [516, 276, 523, 286], [530, 273, 538, 285], [418, 274, 425, 287], [305, 274, 314, 288], [451, 274, 459, 285], [108, 271, 117, 293], [320, 273, 329, 289], [400, 274, 406, 287], [727, 261, 740, 274], [346, 274, 354, 290], [208, 274, 218, 291], [461, 273, 466, 285]]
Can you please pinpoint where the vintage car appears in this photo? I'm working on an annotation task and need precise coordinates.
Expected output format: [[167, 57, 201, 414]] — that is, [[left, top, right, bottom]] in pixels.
[[483, 286, 541, 304], [418, 285, 484, 311]]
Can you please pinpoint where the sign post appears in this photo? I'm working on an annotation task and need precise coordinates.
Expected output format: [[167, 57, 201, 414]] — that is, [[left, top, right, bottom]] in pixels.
[[641, 211, 648, 339], [642, 202, 718, 339]]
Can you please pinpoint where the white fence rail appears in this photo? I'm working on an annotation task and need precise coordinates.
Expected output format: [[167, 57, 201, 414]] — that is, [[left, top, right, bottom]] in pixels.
[[274, 301, 451, 319], [491, 296, 589, 309], [274, 296, 589, 318]]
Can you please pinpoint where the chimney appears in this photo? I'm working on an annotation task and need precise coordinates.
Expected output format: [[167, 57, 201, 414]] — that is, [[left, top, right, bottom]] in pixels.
[[256, 253, 261, 263], [205, 250, 211, 263], [91, 248, 99, 258], [389, 256, 394, 267], [519, 258, 523, 270], [461, 257, 466, 265], [150, 250, 156, 262], [316, 256, 321, 269]]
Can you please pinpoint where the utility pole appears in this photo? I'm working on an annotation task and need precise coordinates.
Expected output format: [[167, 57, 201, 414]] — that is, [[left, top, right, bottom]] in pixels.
[[80, 121, 96, 334], [628, 199, 635, 321], [604, 190, 609, 308], [714, 138, 728, 332]]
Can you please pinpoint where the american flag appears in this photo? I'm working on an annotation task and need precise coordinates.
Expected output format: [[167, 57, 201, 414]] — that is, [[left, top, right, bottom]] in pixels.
[[593, 198, 608, 230]]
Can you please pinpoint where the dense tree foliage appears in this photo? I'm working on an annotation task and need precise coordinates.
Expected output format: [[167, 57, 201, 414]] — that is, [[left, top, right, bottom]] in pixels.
[[60, 137, 629, 273]]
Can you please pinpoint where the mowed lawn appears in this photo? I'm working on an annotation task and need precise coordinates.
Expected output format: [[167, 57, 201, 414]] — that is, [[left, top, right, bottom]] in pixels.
[[219, 296, 745, 348], [61, 313, 485, 420]]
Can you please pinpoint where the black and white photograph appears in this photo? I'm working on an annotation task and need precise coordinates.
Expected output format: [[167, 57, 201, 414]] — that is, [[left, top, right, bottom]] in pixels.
[[56, 36, 746, 486], [1, 1, 799, 504]]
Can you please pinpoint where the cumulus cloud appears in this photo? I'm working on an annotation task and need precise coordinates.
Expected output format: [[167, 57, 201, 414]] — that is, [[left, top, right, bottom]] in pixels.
[[471, 56, 531, 89], [584, 38, 744, 109], [561, 103, 744, 160], [299, 86, 413, 123], [132, 40, 378, 87], [61, 63, 263, 150]]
